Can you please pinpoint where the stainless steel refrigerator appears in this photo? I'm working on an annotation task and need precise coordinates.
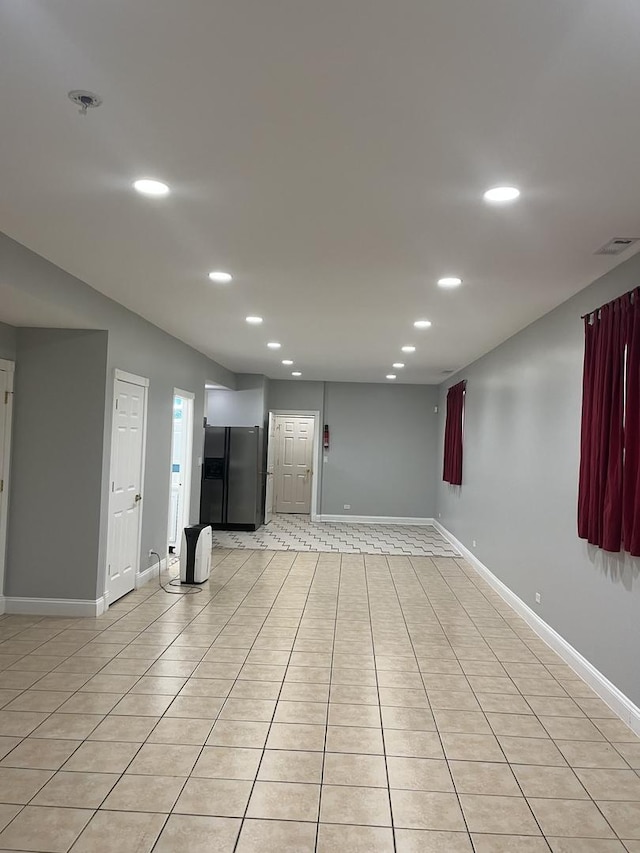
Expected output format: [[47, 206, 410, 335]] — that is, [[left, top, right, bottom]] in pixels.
[[199, 426, 264, 531]]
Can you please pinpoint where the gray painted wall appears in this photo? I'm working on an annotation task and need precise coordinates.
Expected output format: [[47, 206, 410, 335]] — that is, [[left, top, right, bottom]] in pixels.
[[268, 380, 438, 518], [0, 322, 16, 361], [1, 233, 236, 601], [437, 252, 640, 706], [7, 329, 108, 600], [207, 374, 266, 427]]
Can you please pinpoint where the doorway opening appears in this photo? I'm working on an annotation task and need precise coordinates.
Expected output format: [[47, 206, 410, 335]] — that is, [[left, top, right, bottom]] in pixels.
[[105, 370, 148, 606], [0, 359, 15, 602], [266, 410, 320, 524], [167, 390, 194, 556]]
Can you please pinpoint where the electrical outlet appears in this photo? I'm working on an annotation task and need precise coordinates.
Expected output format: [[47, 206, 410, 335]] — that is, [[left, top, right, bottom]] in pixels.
[[148, 549, 154, 557], [535, 592, 541, 604], [344, 504, 351, 510], [472, 539, 477, 548], [438, 512, 441, 519]]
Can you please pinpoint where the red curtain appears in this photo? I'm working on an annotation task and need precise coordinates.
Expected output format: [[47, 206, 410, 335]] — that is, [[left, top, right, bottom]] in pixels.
[[578, 287, 640, 555], [443, 380, 466, 486]]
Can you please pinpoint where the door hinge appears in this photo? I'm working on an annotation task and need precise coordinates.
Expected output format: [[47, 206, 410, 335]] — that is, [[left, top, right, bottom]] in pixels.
[[3, 391, 9, 405], [111, 481, 115, 492], [0, 480, 3, 494], [115, 398, 119, 410]]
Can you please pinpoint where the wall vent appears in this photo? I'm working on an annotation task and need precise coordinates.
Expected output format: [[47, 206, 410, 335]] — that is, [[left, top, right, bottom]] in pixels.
[[595, 237, 639, 256]]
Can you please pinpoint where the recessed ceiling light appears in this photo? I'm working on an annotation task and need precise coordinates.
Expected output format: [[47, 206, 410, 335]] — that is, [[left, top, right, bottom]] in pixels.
[[414, 319, 432, 329], [133, 178, 170, 197], [292, 371, 302, 377], [438, 277, 462, 288], [267, 342, 281, 349], [483, 186, 520, 203], [386, 374, 397, 380], [245, 316, 263, 325], [401, 345, 416, 353], [282, 359, 294, 366], [208, 271, 232, 283], [392, 363, 405, 369]]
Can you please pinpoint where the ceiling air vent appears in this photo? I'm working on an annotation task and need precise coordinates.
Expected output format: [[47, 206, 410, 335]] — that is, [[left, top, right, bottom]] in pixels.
[[595, 238, 639, 256], [441, 369, 455, 375]]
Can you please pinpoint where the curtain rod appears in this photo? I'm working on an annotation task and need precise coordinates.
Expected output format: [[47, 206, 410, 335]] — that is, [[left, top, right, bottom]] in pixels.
[[581, 285, 638, 320]]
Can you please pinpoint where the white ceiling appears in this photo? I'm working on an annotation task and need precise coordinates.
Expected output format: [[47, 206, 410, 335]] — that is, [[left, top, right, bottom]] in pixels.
[[1, 0, 640, 383]]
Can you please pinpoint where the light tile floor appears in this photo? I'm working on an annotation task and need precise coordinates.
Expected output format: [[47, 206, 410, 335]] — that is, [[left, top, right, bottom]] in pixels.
[[0, 549, 637, 852], [211, 514, 460, 556]]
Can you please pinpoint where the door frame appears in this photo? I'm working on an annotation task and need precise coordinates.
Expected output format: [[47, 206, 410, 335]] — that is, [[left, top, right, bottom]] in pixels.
[[104, 369, 149, 605], [0, 359, 15, 608], [268, 409, 321, 519], [167, 388, 195, 554]]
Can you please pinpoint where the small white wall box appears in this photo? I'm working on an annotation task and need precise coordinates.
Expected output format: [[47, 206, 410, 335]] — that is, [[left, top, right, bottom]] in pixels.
[[180, 524, 212, 584]]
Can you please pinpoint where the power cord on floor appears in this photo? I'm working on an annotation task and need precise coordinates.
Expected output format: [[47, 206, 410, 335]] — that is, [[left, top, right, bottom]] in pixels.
[[150, 550, 202, 595]]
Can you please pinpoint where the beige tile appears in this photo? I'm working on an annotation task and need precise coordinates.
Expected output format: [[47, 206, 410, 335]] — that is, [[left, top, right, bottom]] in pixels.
[[247, 780, 320, 821], [153, 814, 240, 853], [477, 694, 534, 715], [274, 700, 327, 724], [472, 835, 551, 852], [596, 801, 640, 839], [147, 716, 213, 745], [323, 752, 387, 787], [191, 745, 260, 780], [512, 765, 589, 799], [387, 756, 453, 792], [428, 690, 480, 711], [556, 739, 629, 768], [328, 703, 380, 727], [381, 706, 436, 731], [219, 698, 277, 722], [385, 729, 443, 759], [62, 740, 140, 773], [31, 770, 118, 807], [486, 713, 548, 738], [320, 783, 391, 826], [525, 696, 584, 717], [81, 673, 140, 693], [450, 760, 520, 795], [70, 809, 166, 853], [441, 733, 505, 762], [540, 716, 605, 741], [207, 719, 270, 749], [0, 805, 93, 853], [258, 749, 323, 783], [88, 715, 159, 742], [266, 722, 326, 751], [56, 693, 123, 715], [434, 710, 491, 734], [0, 803, 22, 833], [111, 694, 174, 716], [613, 741, 640, 768], [594, 719, 640, 743], [460, 794, 539, 835], [175, 777, 252, 816], [575, 767, 640, 800], [126, 743, 200, 776], [0, 766, 53, 803], [102, 773, 185, 812], [281, 682, 331, 703], [4, 690, 71, 713], [395, 828, 473, 852], [317, 823, 394, 852], [0, 738, 81, 770], [499, 736, 567, 766], [547, 840, 627, 852], [165, 695, 224, 719], [391, 789, 465, 830], [528, 798, 616, 838], [237, 818, 317, 852], [129, 676, 187, 694], [0, 710, 49, 736]]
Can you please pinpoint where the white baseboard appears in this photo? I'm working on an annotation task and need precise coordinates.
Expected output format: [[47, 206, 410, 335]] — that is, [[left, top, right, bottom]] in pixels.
[[315, 515, 436, 526], [433, 521, 640, 737], [136, 556, 167, 589], [4, 596, 107, 618]]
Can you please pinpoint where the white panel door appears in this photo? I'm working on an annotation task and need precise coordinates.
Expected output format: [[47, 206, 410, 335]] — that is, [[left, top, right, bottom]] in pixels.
[[274, 416, 314, 514], [0, 367, 11, 597], [107, 379, 146, 603], [264, 412, 276, 525]]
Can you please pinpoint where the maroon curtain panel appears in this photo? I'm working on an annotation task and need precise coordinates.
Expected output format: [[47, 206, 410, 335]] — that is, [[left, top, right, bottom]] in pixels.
[[578, 287, 640, 555], [443, 380, 466, 486]]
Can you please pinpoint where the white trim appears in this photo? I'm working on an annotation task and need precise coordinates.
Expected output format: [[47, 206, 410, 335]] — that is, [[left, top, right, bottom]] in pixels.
[[4, 596, 107, 617], [114, 368, 149, 387], [269, 410, 321, 519], [316, 514, 436, 526], [434, 521, 640, 736], [0, 361, 15, 603], [105, 369, 149, 604], [136, 556, 167, 589]]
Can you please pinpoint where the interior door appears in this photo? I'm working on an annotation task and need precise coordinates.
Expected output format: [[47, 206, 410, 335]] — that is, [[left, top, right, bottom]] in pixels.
[[0, 367, 11, 596], [274, 415, 314, 514], [107, 378, 146, 604], [264, 413, 276, 524]]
